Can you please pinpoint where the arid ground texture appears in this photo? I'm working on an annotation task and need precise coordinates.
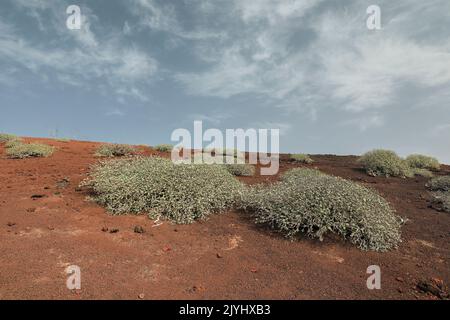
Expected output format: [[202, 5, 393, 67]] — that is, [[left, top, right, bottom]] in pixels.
[[0, 138, 449, 299]]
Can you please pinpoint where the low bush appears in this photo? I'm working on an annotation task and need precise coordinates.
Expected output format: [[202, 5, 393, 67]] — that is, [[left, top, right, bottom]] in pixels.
[[80, 157, 244, 224], [239, 168, 402, 251], [0, 133, 18, 143], [225, 164, 255, 176], [406, 154, 440, 171], [427, 176, 450, 192], [359, 149, 413, 178], [5, 138, 24, 149], [154, 144, 173, 152], [281, 168, 325, 181], [6, 143, 54, 159], [289, 153, 314, 164], [430, 192, 450, 213], [412, 168, 434, 178], [95, 144, 136, 157]]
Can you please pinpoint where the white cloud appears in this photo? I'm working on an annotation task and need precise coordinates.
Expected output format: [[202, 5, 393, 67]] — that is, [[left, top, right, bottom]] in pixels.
[[174, 0, 450, 126], [0, 1, 159, 102], [130, 0, 225, 40], [341, 114, 385, 131]]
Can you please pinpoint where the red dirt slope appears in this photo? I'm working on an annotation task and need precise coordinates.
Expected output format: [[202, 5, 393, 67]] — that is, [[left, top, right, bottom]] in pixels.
[[0, 138, 449, 300]]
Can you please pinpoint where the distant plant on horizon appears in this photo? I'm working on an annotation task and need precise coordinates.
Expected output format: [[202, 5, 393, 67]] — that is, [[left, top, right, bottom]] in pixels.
[[359, 149, 413, 178], [0, 133, 18, 143], [289, 153, 314, 164], [95, 144, 136, 157], [6, 143, 54, 159], [5, 137, 24, 149], [406, 154, 440, 171], [411, 168, 434, 178], [154, 144, 173, 152]]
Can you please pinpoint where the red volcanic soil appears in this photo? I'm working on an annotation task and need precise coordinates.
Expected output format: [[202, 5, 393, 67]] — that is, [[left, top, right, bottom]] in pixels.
[[0, 138, 449, 300]]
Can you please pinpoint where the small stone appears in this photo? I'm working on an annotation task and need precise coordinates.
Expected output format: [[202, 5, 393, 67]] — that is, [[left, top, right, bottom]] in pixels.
[[26, 208, 36, 213], [138, 293, 145, 299], [216, 253, 223, 259], [7, 222, 16, 227], [134, 226, 145, 234], [31, 194, 45, 199], [109, 228, 119, 234], [396, 277, 404, 283], [48, 226, 55, 231], [101, 227, 109, 232]]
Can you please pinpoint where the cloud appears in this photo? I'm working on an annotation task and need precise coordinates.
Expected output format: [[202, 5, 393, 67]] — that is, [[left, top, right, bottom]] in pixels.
[[1, 0, 159, 102], [106, 108, 126, 117], [173, 0, 450, 127], [341, 114, 385, 131], [129, 0, 225, 40]]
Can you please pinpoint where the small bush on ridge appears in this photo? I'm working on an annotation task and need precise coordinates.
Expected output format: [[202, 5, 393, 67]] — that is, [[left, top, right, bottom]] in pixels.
[[430, 192, 450, 213], [406, 154, 440, 171], [0, 133, 18, 143], [95, 144, 136, 157], [427, 176, 450, 192], [6, 143, 54, 159], [5, 138, 24, 149], [154, 144, 173, 152], [359, 149, 413, 178], [289, 154, 314, 164], [225, 164, 255, 176], [412, 168, 434, 178], [80, 157, 244, 224], [239, 168, 402, 251]]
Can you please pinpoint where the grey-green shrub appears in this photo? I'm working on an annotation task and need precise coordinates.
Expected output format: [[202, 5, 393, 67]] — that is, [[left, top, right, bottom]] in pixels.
[[154, 144, 173, 152], [80, 157, 244, 224], [427, 176, 450, 192], [406, 154, 440, 171], [289, 153, 314, 164], [225, 164, 255, 176], [359, 149, 413, 178], [281, 168, 325, 181], [6, 143, 54, 159], [239, 168, 402, 251], [412, 168, 434, 178], [5, 138, 23, 149], [0, 133, 18, 143], [430, 192, 450, 213], [95, 144, 136, 157]]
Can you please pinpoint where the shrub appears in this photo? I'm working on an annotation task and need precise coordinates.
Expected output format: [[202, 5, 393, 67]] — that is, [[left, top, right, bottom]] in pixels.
[[430, 192, 450, 213], [95, 144, 136, 157], [5, 138, 24, 149], [239, 168, 402, 251], [0, 133, 18, 143], [427, 176, 450, 192], [412, 168, 434, 178], [80, 157, 244, 224], [6, 143, 54, 159], [281, 168, 325, 181], [359, 149, 413, 178], [406, 154, 440, 171], [289, 153, 314, 164], [154, 144, 173, 152], [225, 164, 255, 176]]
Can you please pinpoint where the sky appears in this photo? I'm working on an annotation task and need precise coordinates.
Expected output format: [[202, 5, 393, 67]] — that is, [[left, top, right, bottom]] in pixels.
[[0, 0, 449, 162]]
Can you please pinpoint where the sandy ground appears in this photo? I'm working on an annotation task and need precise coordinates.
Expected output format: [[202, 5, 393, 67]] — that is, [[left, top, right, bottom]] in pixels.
[[0, 138, 449, 300]]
